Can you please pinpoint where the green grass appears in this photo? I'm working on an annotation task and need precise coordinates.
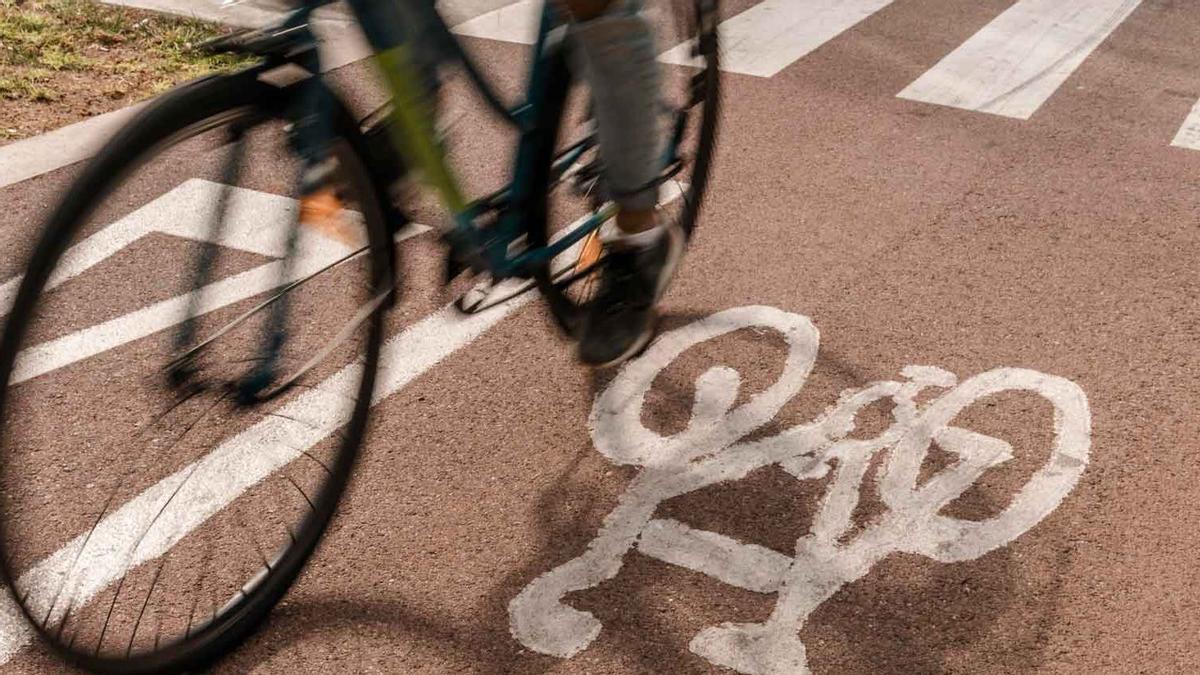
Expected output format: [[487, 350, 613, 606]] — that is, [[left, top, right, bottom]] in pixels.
[[0, 0, 250, 103]]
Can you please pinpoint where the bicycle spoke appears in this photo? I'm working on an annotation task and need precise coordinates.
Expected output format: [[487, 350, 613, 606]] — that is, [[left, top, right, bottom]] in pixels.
[[283, 474, 317, 514], [245, 287, 391, 402], [126, 559, 167, 657], [52, 599, 75, 642], [166, 243, 373, 373], [40, 487, 122, 630]]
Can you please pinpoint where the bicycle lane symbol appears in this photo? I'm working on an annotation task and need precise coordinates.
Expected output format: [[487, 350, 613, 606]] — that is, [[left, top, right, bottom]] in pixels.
[[508, 305, 1091, 674]]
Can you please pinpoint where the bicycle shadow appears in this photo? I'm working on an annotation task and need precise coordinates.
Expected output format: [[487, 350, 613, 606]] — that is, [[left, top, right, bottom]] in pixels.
[[799, 488, 1074, 674], [220, 315, 1077, 674], [217, 439, 647, 674]]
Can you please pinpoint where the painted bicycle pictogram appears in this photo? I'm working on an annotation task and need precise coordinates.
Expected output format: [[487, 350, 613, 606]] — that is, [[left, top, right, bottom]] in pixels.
[[509, 305, 1091, 674]]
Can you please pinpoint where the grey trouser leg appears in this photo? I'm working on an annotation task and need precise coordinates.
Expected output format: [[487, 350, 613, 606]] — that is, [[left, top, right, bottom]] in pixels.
[[568, 0, 662, 212]]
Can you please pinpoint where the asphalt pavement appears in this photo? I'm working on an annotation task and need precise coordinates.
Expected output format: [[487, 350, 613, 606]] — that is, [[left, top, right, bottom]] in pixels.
[[1, 0, 1200, 672]]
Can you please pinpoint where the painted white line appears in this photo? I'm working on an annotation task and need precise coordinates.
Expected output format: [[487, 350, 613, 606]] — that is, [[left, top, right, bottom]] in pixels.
[[101, 0, 292, 29], [452, 0, 540, 45], [662, 0, 894, 78], [637, 518, 790, 593], [509, 307, 1092, 672], [457, 0, 897, 78], [897, 0, 1142, 120], [1171, 99, 1200, 151], [439, 0, 523, 25], [6, 180, 428, 384]]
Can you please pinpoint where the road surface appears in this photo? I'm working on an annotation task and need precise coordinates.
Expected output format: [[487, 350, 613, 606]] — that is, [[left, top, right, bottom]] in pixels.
[[1, 0, 1198, 672]]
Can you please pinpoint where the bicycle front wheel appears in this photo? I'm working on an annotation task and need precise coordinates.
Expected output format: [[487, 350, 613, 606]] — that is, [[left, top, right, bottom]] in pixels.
[[0, 71, 393, 673]]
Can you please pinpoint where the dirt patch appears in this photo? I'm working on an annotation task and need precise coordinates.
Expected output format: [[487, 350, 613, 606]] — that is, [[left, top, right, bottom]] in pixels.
[[0, 0, 251, 144]]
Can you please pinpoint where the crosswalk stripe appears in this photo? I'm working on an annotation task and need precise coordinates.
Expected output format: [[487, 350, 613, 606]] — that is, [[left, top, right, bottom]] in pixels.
[[660, 0, 893, 78], [456, 0, 896, 79], [452, 0, 541, 44], [897, 0, 1142, 120], [1171, 100, 1200, 151]]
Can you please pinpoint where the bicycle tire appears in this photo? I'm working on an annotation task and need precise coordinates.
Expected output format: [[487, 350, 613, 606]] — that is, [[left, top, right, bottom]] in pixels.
[[532, 0, 722, 335], [0, 71, 392, 674]]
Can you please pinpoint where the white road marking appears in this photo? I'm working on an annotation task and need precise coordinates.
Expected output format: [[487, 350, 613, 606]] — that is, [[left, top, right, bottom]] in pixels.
[[0, 104, 147, 191], [1171, 99, 1200, 151], [637, 518, 791, 593], [2, 180, 291, 317], [457, 0, 895, 78], [509, 307, 1091, 673], [100, 0, 294, 28], [661, 0, 893, 78], [0, 298, 528, 664], [439, 0, 523, 25], [5, 180, 427, 385], [897, 0, 1142, 119], [452, 0, 541, 44]]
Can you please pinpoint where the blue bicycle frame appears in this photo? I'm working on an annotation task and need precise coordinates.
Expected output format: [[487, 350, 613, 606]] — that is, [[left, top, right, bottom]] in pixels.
[[279, 0, 611, 282]]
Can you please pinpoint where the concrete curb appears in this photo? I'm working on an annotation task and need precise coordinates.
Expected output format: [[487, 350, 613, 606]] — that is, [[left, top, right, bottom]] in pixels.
[[0, 104, 145, 190], [0, 0, 522, 191]]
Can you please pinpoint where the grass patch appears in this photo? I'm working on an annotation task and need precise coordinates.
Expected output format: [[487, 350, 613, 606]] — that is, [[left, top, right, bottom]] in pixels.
[[0, 0, 252, 141]]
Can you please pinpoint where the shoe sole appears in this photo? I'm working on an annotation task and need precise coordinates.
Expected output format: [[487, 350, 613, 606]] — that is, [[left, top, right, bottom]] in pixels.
[[585, 310, 658, 369], [586, 223, 685, 369]]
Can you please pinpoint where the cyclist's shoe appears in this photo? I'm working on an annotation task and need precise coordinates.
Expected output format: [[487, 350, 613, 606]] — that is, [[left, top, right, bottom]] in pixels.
[[578, 222, 684, 367]]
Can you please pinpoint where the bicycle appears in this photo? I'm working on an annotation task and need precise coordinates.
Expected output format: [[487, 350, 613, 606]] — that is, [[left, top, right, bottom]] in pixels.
[[0, 0, 719, 672]]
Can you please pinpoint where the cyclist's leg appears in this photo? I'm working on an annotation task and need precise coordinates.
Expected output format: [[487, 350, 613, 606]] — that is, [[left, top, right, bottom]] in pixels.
[[562, 0, 663, 235], [563, 0, 683, 366]]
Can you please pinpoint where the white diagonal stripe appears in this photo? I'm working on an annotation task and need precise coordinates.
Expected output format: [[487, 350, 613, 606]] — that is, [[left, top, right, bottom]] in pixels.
[[897, 0, 1142, 119], [1171, 99, 1200, 151], [661, 0, 893, 78], [6, 180, 428, 385]]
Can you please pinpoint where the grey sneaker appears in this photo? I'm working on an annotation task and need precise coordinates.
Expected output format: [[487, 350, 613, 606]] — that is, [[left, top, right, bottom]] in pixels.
[[578, 223, 684, 367]]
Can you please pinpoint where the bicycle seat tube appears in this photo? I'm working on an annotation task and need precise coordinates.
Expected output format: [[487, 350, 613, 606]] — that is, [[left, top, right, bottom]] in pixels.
[[342, 0, 469, 214]]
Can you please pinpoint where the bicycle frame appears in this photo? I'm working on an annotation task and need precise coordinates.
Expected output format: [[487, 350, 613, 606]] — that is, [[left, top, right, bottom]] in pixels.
[[280, 0, 611, 281]]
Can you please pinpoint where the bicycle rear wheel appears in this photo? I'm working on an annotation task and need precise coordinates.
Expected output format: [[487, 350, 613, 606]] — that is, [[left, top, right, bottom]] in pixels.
[[0, 71, 393, 673], [533, 0, 721, 335]]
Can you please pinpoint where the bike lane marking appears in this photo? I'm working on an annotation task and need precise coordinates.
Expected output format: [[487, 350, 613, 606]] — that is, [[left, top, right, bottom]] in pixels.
[[897, 0, 1142, 119], [507, 306, 1092, 674]]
